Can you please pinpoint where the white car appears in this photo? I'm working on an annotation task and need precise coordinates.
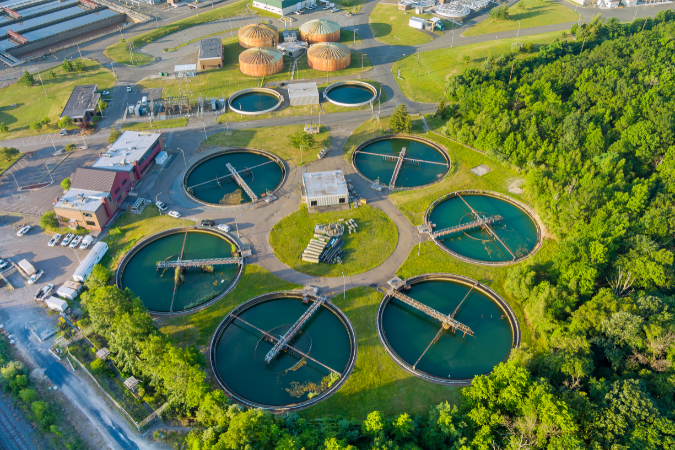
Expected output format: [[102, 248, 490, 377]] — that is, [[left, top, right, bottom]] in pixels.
[[61, 233, 74, 246], [80, 235, 94, 250], [48, 234, 62, 247], [156, 201, 167, 212], [102, 91, 110, 95], [27, 270, 44, 286], [308, 3, 317, 8], [0, 258, 8, 270], [127, 86, 132, 92], [217, 224, 231, 232], [69, 235, 83, 248], [59, 129, 68, 136], [294, 9, 302, 14], [34, 283, 53, 300], [331, 7, 339, 12], [323, 5, 331, 9], [168, 211, 181, 218], [17, 225, 31, 236]]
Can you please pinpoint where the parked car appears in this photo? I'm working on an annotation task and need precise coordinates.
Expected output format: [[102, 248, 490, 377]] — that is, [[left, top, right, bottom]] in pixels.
[[200, 219, 215, 227], [0, 258, 8, 270], [217, 224, 231, 232], [59, 129, 68, 136], [27, 269, 44, 286], [127, 86, 132, 92], [48, 234, 62, 247], [294, 9, 303, 14], [156, 201, 167, 212], [102, 91, 110, 95], [323, 4, 331, 9], [168, 211, 181, 218], [331, 7, 339, 12], [16, 225, 31, 236], [69, 235, 83, 248], [308, 3, 317, 8], [79, 235, 94, 250], [34, 283, 54, 300], [61, 233, 74, 246]]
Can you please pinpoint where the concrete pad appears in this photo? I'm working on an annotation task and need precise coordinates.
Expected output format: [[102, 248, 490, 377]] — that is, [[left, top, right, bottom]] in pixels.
[[470, 164, 492, 176]]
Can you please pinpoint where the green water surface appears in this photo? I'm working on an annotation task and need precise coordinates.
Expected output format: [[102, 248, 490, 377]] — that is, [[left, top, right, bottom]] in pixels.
[[326, 85, 375, 105], [232, 92, 279, 112], [214, 298, 351, 407], [121, 231, 237, 312], [382, 280, 513, 380], [428, 194, 538, 262], [186, 152, 283, 205], [354, 138, 447, 188]]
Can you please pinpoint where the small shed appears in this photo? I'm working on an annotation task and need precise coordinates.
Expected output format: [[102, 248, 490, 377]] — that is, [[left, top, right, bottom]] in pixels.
[[174, 64, 197, 78], [288, 82, 319, 106], [302, 170, 349, 207], [409, 17, 426, 30], [45, 296, 68, 313], [124, 376, 139, 391], [155, 150, 168, 165], [96, 347, 110, 360], [198, 38, 223, 70]]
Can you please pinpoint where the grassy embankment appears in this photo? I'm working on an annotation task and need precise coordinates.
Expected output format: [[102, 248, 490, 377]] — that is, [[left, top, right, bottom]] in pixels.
[[205, 123, 330, 167], [393, 30, 573, 102], [121, 118, 188, 131], [369, 4, 453, 46], [269, 205, 398, 277], [0, 60, 114, 140], [463, 0, 579, 37]]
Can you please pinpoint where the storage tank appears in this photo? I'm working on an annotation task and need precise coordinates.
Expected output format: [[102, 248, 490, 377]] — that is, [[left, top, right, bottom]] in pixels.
[[300, 19, 341, 44], [307, 42, 351, 72], [239, 47, 284, 76], [238, 23, 279, 49]]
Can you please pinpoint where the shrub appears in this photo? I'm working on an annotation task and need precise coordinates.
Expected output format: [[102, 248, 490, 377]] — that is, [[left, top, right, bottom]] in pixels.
[[19, 70, 34, 87], [30, 121, 42, 131], [57, 116, 72, 129], [0, 122, 7, 133], [90, 358, 107, 375], [390, 104, 412, 133], [65, 144, 76, 152], [61, 177, 71, 190], [108, 126, 122, 144], [489, 4, 509, 21], [0, 146, 19, 162]]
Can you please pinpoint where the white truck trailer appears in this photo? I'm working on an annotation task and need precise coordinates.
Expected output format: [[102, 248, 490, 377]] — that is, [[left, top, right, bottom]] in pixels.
[[72, 242, 108, 283]]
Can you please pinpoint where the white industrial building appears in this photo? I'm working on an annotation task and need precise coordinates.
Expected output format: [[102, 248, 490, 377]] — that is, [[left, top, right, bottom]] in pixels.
[[288, 82, 319, 106], [302, 170, 349, 207]]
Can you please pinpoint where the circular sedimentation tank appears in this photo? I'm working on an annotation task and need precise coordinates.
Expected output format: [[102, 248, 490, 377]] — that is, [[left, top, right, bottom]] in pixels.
[[426, 190, 542, 265], [434, 2, 471, 19], [351, 135, 450, 189], [307, 42, 351, 72], [228, 88, 283, 115], [210, 292, 357, 410], [239, 47, 284, 76], [183, 148, 286, 207], [300, 19, 341, 44], [377, 274, 520, 384], [238, 22, 279, 48], [324, 81, 377, 107], [116, 228, 242, 315]]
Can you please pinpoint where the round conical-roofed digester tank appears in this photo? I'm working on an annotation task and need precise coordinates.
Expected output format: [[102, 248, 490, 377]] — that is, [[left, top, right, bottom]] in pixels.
[[307, 42, 351, 72], [238, 22, 279, 49], [300, 19, 341, 44], [239, 47, 284, 76]]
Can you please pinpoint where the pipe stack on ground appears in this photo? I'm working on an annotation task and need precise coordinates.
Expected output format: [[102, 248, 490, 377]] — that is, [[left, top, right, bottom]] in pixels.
[[302, 236, 329, 263]]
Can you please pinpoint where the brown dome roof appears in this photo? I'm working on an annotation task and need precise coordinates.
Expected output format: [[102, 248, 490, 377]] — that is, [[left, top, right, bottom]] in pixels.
[[300, 19, 340, 36], [307, 42, 350, 60], [238, 23, 278, 40], [239, 47, 283, 65]]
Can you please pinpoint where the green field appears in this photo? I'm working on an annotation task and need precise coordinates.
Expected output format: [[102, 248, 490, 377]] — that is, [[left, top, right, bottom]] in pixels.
[[122, 118, 187, 131], [463, 0, 579, 37], [0, 60, 115, 139], [369, 4, 451, 46], [392, 31, 571, 102], [269, 205, 398, 277], [205, 124, 330, 167]]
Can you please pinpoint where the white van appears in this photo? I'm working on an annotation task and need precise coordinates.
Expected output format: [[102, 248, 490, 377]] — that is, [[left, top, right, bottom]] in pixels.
[[79, 235, 94, 250]]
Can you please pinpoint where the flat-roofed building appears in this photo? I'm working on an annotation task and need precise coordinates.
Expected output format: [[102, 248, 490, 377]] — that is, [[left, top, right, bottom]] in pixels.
[[54, 188, 115, 231], [70, 167, 132, 208], [288, 82, 319, 106], [302, 170, 349, 208], [60, 84, 100, 123], [92, 131, 163, 183], [198, 38, 223, 70], [252, 0, 313, 16]]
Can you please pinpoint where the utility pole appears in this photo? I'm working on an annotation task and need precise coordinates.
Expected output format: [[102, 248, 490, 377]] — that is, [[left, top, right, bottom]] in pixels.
[[451, 30, 454, 48], [37, 72, 47, 98], [508, 59, 515, 85], [155, 192, 162, 214], [517, 20, 521, 38], [77, 44, 82, 59], [177, 148, 187, 167], [416, 52, 419, 77]]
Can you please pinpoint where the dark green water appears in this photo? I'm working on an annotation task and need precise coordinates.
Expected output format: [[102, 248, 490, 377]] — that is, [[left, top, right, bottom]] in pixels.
[[215, 298, 352, 406], [382, 280, 512, 380], [326, 85, 375, 105], [428, 194, 538, 262], [232, 92, 279, 112], [186, 152, 283, 205], [121, 232, 237, 312], [354, 138, 447, 188]]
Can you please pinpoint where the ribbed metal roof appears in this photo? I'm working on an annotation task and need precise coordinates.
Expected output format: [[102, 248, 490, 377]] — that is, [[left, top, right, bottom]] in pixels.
[[300, 19, 340, 36], [239, 23, 278, 40], [239, 47, 283, 64], [307, 42, 350, 60]]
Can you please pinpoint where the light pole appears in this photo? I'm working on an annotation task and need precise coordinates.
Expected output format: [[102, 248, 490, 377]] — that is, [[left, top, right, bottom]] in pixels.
[[45, 163, 53, 184], [155, 192, 162, 214], [517, 20, 521, 38], [177, 147, 187, 167], [353, 28, 358, 45], [342, 271, 345, 299], [634, 6, 638, 21], [79, 129, 87, 149], [77, 44, 82, 59], [451, 30, 454, 48], [416, 233, 421, 256], [111, 62, 115, 77], [299, 145, 304, 165], [233, 213, 242, 238], [198, 121, 207, 142]]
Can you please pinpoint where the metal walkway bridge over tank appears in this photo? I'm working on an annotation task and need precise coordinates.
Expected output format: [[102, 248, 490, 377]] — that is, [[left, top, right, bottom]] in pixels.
[[265, 296, 327, 363], [157, 257, 243, 269]]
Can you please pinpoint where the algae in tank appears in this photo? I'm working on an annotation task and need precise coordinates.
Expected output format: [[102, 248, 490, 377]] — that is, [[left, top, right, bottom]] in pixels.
[[354, 138, 447, 188], [232, 92, 279, 112], [121, 232, 238, 312], [214, 298, 351, 406], [428, 194, 538, 262], [186, 152, 283, 205], [326, 85, 375, 104], [381, 280, 512, 380]]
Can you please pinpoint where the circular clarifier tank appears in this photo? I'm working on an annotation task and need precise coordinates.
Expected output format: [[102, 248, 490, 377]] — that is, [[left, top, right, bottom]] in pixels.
[[228, 88, 283, 116], [184, 148, 286, 207], [117, 228, 242, 315], [210, 292, 357, 410], [426, 191, 541, 265], [377, 274, 520, 384], [324, 81, 377, 107], [352, 135, 449, 189]]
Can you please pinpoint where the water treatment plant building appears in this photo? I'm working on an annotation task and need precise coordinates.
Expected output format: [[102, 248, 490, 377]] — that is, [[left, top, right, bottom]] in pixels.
[[302, 170, 349, 208], [198, 38, 223, 70]]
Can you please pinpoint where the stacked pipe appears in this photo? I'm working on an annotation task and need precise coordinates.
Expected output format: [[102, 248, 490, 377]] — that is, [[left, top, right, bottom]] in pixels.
[[320, 239, 344, 264], [302, 236, 328, 263], [347, 219, 358, 235]]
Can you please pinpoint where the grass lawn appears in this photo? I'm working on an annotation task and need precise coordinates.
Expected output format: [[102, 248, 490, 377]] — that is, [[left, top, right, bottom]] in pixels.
[[303, 286, 459, 419], [369, 4, 453, 46], [103, 207, 194, 272], [392, 31, 572, 102], [0, 60, 115, 139], [0, 152, 23, 176], [137, 36, 372, 101], [205, 124, 330, 167], [160, 264, 300, 349], [463, 0, 579, 37], [269, 205, 398, 277], [104, 0, 250, 65], [122, 118, 188, 131]]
